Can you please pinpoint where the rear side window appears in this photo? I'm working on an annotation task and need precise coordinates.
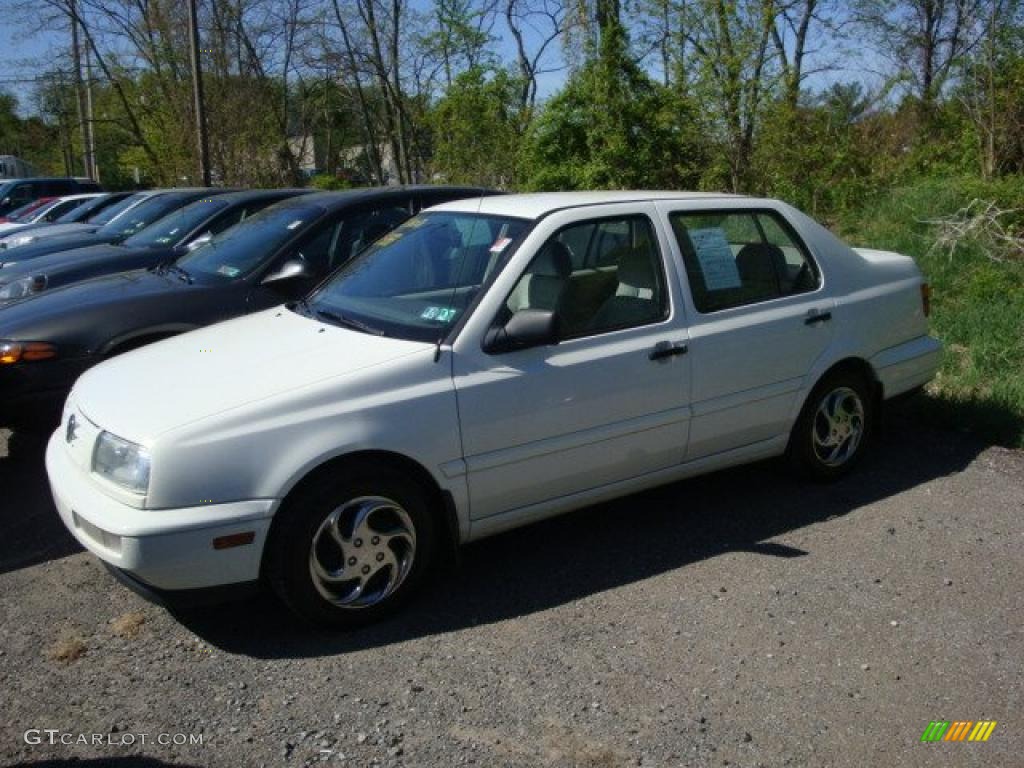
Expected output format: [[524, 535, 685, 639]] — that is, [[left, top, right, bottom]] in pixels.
[[669, 210, 819, 313]]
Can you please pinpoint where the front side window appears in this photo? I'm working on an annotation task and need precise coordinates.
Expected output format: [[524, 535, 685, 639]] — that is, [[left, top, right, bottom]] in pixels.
[[305, 212, 530, 341], [504, 215, 668, 338], [670, 210, 819, 313]]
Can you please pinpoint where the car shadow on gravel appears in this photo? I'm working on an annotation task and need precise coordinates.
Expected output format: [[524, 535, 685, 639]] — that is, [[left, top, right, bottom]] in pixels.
[[0, 427, 81, 577], [174, 409, 987, 658]]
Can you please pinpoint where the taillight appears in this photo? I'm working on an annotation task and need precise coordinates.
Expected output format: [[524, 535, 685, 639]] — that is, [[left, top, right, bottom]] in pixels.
[[920, 283, 931, 317]]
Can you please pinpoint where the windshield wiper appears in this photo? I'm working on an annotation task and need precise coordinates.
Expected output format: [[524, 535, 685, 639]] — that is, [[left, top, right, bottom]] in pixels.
[[315, 308, 385, 336], [289, 298, 312, 316], [164, 264, 193, 283]]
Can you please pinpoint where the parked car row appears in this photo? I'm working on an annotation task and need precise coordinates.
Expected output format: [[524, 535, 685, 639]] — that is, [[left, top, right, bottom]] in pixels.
[[0, 184, 941, 630], [0, 176, 103, 217]]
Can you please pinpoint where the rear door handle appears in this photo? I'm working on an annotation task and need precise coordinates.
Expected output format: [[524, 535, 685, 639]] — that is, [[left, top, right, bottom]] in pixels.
[[804, 310, 832, 326], [649, 340, 688, 361]]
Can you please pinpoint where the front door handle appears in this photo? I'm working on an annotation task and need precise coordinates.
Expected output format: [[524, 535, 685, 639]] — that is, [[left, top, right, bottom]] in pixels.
[[649, 340, 688, 361], [804, 310, 832, 326]]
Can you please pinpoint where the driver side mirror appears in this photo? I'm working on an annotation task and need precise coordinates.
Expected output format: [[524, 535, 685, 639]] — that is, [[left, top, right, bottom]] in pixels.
[[483, 309, 559, 354], [261, 258, 312, 286]]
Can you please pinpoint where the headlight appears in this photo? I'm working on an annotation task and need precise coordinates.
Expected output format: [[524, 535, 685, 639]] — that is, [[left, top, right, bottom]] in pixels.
[[0, 274, 46, 300], [92, 431, 151, 494], [0, 340, 57, 364], [4, 234, 37, 249]]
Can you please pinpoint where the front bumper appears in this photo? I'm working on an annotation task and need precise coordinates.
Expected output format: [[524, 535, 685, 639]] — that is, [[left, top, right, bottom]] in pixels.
[[871, 335, 942, 399], [46, 431, 276, 591]]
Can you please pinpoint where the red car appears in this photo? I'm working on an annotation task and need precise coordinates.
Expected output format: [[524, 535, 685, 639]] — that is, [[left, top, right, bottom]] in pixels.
[[0, 196, 56, 223]]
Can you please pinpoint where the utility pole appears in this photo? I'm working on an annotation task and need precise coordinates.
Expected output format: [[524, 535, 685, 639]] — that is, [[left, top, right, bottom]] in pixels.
[[84, 39, 98, 180], [69, 0, 91, 179], [187, 0, 212, 185]]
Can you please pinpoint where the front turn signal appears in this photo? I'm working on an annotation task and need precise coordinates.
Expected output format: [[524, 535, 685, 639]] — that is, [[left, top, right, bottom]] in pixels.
[[0, 341, 57, 364]]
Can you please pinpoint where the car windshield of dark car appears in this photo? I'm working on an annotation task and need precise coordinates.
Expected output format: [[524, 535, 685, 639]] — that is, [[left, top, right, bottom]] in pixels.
[[304, 212, 530, 342], [123, 198, 229, 248], [95, 195, 187, 239], [86, 193, 146, 225], [56, 195, 112, 223], [176, 204, 323, 280]]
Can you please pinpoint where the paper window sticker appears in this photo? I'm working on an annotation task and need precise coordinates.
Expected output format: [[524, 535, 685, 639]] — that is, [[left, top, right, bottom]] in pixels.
[[489, 237, 512, 253], [689, 227, 742, 290]]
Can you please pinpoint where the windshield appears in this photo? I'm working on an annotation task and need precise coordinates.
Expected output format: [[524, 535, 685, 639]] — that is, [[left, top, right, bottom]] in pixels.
[[123, 198, 228, 248], [57, 194, 114, 223], [176, 203, 322, 280], [305, 212, 530, 342], [96, 194, 191, 239], [88, 192, 147, 225]]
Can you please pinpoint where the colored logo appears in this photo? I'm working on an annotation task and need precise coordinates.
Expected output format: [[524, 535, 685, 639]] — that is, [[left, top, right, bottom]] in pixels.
[[920, 720, 997, 742]]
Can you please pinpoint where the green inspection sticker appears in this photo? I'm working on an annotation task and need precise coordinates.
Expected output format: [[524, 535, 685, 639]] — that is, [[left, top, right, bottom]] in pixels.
[[421, 306, 458, 322]]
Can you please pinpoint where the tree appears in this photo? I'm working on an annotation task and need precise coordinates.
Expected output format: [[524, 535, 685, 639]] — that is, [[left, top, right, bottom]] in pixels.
[[854, 0, 991, 113], [520, 0, 705, 189], [428, 66, 524, 185], [681, 0, 777, 191]]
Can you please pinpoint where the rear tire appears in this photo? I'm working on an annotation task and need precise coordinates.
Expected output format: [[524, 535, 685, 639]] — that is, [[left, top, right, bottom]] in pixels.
[[787, 370, 874, 481], [266, 462, 438, 629]]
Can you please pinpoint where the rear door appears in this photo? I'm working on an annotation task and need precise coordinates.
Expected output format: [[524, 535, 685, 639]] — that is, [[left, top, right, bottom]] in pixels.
[[657, 203, 834, 459]]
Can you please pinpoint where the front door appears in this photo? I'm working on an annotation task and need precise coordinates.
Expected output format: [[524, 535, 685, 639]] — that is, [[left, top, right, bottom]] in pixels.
[[453, 205, 692, 521]]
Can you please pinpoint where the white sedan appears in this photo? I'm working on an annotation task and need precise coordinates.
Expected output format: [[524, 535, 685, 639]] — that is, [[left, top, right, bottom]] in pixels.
[[46, 191, 940, 627]]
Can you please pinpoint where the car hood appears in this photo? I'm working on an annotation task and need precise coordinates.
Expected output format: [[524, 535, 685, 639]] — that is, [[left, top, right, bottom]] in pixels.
[[0, 221, 96, 245], [73, 307, 432, 443], [0, 231, 111, 266], [0, 243, 134, 282]]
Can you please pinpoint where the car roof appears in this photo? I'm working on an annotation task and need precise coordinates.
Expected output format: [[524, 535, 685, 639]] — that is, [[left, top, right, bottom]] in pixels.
[[205, 188, 312, 206], [428, 190, 746, 219], [286, 185, 497, 213], [55, 193, 105, 202]]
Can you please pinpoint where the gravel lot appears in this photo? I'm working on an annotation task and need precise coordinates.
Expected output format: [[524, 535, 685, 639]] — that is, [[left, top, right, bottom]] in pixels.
[[1, 411, 1021, 768]]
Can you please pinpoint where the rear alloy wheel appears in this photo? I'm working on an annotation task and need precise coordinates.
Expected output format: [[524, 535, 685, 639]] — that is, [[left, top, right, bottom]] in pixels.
[[788, 372, 874, 480], [268, 464, 437, 628]]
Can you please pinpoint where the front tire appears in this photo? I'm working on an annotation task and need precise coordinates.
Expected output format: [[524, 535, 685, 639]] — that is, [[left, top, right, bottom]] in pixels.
[[266, 463, 438, 628], [787, 370, 874, 480]]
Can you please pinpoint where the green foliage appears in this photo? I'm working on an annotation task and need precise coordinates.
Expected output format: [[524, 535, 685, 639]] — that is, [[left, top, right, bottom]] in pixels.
[[309, 173, 353, 190], [427, 67, 524, 187], [838, 176, 1024, 447], [519, 20, 705, 191]]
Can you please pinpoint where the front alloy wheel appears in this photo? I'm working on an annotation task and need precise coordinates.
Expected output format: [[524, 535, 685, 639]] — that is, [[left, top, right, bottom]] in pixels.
[[268, 464, 437, 628], [309, 496, 417, 608]]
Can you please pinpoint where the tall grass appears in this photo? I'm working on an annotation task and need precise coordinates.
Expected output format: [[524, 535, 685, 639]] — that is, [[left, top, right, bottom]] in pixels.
[[838, 177, 1024, 448]]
